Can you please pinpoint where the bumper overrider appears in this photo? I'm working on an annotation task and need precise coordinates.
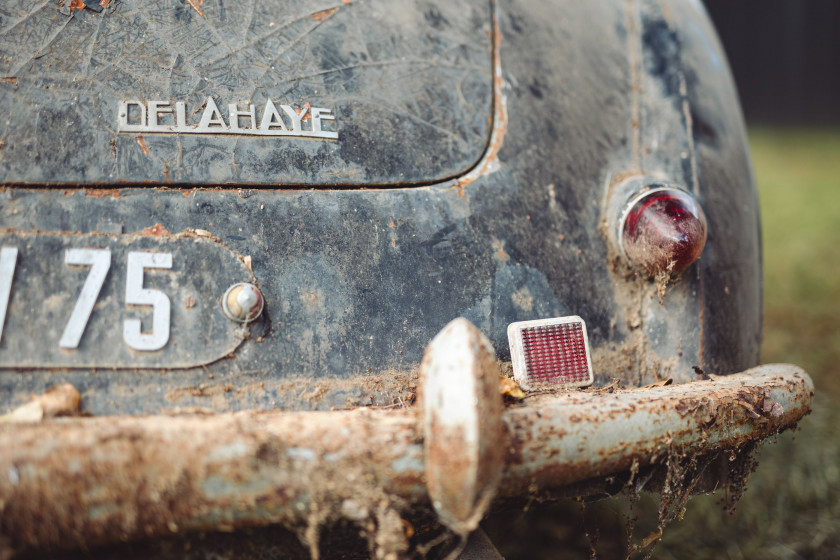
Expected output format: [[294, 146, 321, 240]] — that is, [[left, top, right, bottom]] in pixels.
[[0, 319, 813, 556]]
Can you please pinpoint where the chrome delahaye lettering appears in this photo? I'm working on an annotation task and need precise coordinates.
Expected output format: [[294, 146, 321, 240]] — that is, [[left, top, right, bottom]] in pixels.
[[117, 97, 338, 139]]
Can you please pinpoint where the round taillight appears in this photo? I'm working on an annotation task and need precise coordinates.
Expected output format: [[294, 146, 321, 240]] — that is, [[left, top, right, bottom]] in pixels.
[[619, 187, 707, 276]]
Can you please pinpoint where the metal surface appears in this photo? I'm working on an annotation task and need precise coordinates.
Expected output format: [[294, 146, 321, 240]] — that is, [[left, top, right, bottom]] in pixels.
[[0, 0, 764, 415], [0, 2, 788, 556], [0, 0, 493, 186], [500, 363, 813, 494], [0, 230, 256, 368], [117, 99, 339, 139], [123, 251, 174, 351], [0, 364, 813, 557], [59, 249, 111, 349]]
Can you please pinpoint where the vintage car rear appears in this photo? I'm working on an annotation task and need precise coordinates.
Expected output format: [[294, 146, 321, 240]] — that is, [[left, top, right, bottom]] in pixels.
[[0, 0, 813, 557]]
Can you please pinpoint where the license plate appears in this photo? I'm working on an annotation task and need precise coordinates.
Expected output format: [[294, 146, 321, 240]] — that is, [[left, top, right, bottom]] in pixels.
[[0, 231, 255, 369]]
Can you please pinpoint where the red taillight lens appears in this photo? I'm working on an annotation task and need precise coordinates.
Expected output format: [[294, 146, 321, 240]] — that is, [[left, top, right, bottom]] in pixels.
[[620, 187, 707, 276], [508, 316, 593, 390]]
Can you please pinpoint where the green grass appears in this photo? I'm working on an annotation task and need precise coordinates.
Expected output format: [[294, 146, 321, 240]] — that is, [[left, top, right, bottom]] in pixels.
[[756, 128, 840, 397]]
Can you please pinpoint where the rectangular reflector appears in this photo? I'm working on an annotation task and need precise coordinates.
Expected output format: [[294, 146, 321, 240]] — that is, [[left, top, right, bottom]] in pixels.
[[507, 316, 593, 390]]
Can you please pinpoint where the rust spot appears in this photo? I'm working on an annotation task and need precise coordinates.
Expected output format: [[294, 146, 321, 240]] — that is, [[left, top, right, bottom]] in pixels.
[[453, 182, 465, 198], [137, 224, 172, 237], [65, 0, 113, 10], [0, 77, 17, 86], [297, 102, 312, 122], [491, 237, 509, 262], [184, 296, 196, 310], [455, 16, 507, 191], [675, 398, 700, 416], [311, 7, 338, 22], [186, 0, 204, 17], [136, 136, 149, 155], [85, 188, 121, 199], [163, 166, 171, 183]]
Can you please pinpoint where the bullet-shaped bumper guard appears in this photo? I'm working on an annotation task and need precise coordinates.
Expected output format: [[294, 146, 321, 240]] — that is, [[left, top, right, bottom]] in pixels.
[[0, 319, 814, 555]]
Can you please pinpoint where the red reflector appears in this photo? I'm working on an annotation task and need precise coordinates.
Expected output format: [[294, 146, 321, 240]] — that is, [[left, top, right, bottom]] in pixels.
[[507, 316, 593, 391]]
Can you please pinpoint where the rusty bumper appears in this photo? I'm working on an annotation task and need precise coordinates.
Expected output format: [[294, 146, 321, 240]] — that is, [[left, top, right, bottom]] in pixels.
[[0, 321, 813, 557]]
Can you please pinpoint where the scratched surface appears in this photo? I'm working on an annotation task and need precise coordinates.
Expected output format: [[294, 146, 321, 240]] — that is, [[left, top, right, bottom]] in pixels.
[[0, 0, 493, 186], [0, 0, 768, 556], [0, 0, 762, 418]]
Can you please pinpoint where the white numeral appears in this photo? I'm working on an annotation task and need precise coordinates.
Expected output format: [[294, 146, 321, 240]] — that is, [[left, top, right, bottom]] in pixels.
[[0, 247, 18, 345], [60, 249, 111, 349], [123, 251, 172, 351]]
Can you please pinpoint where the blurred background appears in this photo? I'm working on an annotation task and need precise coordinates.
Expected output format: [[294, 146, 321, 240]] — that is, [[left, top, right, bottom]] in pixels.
[[658, 2, 840, 556], [485, 1, 840, 557]]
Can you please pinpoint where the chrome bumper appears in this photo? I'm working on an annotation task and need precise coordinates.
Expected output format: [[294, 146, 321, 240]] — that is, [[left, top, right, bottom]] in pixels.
[[0, 320, 813, 557]]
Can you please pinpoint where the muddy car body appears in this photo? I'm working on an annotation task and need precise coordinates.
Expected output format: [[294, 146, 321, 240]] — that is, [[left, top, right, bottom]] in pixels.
[[0, 0, 813, 557]]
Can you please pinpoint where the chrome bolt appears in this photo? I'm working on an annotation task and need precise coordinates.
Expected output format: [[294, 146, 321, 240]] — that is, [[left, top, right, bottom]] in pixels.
[[221, 283, 264, 323]]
